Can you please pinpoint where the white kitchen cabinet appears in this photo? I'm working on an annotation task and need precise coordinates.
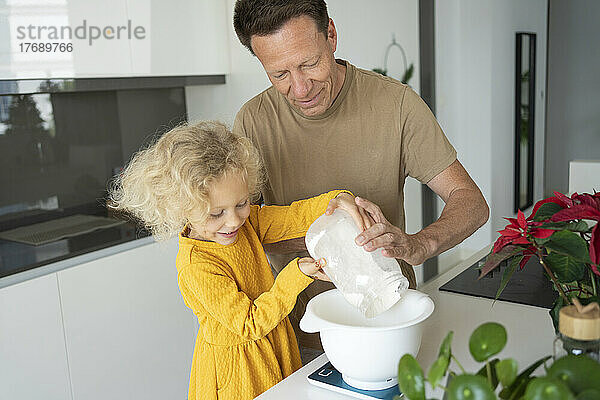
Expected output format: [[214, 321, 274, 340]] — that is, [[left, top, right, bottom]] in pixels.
[[0, 0, 228, 79], [64, 0, 134, 78], [0, 273, 72, 400], [127, 0, 230, 76], [57, 238, 196, 400]]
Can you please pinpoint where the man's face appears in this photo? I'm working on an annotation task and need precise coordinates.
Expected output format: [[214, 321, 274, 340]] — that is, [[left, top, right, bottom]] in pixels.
[[251, 16, 343, 117]]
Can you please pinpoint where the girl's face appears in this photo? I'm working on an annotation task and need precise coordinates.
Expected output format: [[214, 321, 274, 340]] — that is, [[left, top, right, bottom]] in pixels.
[[190, 172, 251, 245]]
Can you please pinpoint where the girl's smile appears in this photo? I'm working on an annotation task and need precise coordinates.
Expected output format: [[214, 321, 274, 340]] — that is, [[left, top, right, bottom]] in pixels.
[[218, 229, 240, 240]]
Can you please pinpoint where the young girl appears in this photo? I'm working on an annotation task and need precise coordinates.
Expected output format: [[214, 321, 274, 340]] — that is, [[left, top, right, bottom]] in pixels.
[[108, 121, 368, 400]]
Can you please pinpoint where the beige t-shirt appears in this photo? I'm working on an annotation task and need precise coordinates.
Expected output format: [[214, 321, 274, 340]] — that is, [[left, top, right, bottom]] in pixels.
[[234, 61, 455, 231], [233, 61, 456, 349]]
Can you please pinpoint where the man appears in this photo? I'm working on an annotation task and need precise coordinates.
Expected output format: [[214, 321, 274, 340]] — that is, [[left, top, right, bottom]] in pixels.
[[232, 0, 489, 361]]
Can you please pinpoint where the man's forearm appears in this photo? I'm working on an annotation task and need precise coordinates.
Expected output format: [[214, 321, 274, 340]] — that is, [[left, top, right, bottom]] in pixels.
[[417, 187, 489, 259], [262, 237, 307, 254]]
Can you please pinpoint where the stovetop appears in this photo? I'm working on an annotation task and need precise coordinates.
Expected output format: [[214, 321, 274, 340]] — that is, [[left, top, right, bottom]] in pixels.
[[439, 255, 558, 309]]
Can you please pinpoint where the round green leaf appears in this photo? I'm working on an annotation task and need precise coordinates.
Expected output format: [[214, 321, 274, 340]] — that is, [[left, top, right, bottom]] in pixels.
[[398, 354, 425, 400], [447, 374, 495, 400], [576, 389, 600, 400], [495, 358, 518, 387], [428, 355, 449, 389], [469, 322, 507, 362], [524, 377, 575, 400], [547, 355, 600, 394]]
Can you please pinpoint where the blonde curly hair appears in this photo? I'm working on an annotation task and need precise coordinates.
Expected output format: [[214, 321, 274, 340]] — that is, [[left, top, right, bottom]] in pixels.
[[108, 121, 265, 240]]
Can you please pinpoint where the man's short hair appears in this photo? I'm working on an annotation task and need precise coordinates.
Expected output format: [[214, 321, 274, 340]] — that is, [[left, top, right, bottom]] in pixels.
[[234, 0, 329, 55]]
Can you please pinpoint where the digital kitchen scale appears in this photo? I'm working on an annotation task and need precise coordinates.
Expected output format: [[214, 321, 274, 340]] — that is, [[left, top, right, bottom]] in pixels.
[[307, 361, 403, 399]]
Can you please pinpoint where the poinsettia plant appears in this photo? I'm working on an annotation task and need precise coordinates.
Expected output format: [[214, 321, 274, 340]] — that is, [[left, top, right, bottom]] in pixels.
[[480, 191, 600, 329]]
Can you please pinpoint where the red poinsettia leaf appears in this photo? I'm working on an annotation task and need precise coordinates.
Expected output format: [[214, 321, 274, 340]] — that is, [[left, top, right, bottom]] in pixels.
[[505, 217, 520, 228], [532, 228, 555, 239], [551, 205, 600, 222], [517, 210, 527, 229], [590, 223, 600, 267], [579, 194, 600, 212], [493, 235, 514, 254], [497, 228, 521, 238], [519, 254, 532, 270], [524, 245, 537, 255], [512, 236, 531, 245], [529, 197, 565, 221], [528, 220, 543, 227], [573, 193, 597, 208], [554, 191, 574, 207]]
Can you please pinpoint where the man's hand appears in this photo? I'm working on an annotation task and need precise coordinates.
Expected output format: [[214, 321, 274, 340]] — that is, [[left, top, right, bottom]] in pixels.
[[353, 160, 489, 267], [353, 197, 430, 266]]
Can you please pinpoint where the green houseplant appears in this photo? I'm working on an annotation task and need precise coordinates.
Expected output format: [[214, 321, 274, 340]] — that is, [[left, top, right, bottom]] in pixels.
[[480, 191, 600, 329], [396, 322, 600, 400]]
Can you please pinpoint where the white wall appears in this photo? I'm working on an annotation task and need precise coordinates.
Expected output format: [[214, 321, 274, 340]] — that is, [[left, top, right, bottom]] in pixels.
[[184, 0, 269, 125], [491, 0, 547, 242], [545, 0, 600, 196], [328, 0, 420, 94], [435, 0, 547, 271]]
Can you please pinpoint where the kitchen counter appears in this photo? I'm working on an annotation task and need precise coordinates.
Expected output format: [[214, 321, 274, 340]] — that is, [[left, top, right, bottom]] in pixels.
[[255, 246, 556, 399], [0, 227, 152, 289]]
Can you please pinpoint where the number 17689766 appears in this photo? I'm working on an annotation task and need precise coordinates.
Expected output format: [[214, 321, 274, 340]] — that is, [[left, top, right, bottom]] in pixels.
[[19, 42, 73, 52]]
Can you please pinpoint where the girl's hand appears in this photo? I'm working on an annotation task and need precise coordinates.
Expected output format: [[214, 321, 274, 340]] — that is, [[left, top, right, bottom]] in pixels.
[[298, 257, 330, 281], [325, 192, 374, 232]]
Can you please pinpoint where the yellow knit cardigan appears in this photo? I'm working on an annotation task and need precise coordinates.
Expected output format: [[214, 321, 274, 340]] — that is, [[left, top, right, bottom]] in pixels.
[[176, 190, 346, 400]]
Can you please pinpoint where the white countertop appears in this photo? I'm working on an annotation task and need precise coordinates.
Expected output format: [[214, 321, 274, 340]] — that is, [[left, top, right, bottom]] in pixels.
[[255, 246, 556, 399]]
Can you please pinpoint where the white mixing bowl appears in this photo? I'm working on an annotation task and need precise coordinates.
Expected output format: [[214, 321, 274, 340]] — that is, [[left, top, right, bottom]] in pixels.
[[300, 289, 434, 390]]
